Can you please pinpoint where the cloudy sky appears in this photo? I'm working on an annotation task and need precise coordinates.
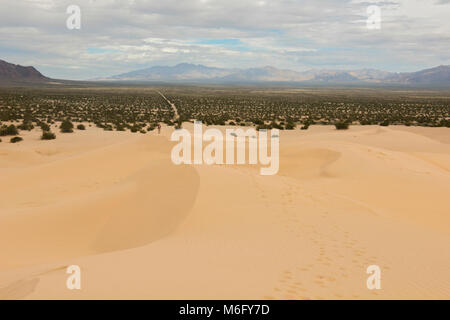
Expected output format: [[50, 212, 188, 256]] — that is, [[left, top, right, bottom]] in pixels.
[[1, 0, 449, 80]]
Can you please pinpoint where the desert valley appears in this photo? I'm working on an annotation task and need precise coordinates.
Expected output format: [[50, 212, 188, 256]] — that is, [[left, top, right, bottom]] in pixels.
[[0, 84, 449, 300]]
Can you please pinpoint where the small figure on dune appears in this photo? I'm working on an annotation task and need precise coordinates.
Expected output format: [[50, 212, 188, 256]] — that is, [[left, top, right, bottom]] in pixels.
[[157, 123, 161, 134]]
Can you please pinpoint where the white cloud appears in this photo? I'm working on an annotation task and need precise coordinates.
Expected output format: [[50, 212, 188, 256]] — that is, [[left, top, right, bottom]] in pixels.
[[0, 0, 448, 79]]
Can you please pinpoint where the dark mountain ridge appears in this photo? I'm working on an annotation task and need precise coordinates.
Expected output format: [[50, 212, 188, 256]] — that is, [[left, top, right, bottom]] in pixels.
[[0, 59, 49, 83]]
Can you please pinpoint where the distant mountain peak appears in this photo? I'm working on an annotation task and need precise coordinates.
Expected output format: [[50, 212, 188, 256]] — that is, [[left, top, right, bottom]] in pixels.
[[387, 65, 450, 84], [176, 62, 199, 67]]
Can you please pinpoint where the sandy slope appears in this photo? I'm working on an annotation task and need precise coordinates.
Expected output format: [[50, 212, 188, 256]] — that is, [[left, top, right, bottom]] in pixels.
[[0, 125, 449, 299]]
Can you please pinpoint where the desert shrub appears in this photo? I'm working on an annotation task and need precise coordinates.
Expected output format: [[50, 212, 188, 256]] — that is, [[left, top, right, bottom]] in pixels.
[[285, 122, 296, 130], [0, 124, 19, 136], [301, 124, 310, 130], [60, 120, 74, 133], [41, 131, 56, 140], [256, 124, 270, 131], [18, 121, 34, 131], [140, 130, 147, 134], [39, 122, 50, 131], [270, 121, 283, 130], [380, 120, 390, 127], [77, 124, 86, 130], [335, 122, 350, 130], [10, 136, 23, 143], [174, 121, 183, 130]]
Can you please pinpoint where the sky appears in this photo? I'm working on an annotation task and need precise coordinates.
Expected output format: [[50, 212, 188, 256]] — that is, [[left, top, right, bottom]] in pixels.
[[0, 0, 449, 80]]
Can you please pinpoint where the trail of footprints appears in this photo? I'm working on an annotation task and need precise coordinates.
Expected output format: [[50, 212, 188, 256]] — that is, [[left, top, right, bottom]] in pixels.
[[260, 178, 389, 299]]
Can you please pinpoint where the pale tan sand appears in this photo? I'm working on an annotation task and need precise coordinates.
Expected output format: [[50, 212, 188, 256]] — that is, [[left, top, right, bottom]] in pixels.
[[0, 125, 449, 299]]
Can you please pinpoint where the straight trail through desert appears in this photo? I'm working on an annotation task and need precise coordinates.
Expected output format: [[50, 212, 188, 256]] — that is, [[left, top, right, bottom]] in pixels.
[[157, 90, 179, 122]]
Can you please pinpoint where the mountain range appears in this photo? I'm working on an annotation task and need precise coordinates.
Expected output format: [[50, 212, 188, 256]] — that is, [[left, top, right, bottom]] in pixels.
[[0, 59, 49, 83], [98, 63, 450, 85], [1, 58, 449, 86]]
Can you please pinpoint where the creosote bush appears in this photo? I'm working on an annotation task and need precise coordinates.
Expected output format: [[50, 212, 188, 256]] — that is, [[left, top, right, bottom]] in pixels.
[[39, 122, 50, 131], [301, 124, 310, 130], [77, 124, 86, 130], [10, 136, 23, 143], [18, 121, 34, 131], [0, 124, 19, 136], [285, 122, 296, 130], [335, 122, 350, 130], [60, 120, 74, 133], [41, 130, 56, 140]]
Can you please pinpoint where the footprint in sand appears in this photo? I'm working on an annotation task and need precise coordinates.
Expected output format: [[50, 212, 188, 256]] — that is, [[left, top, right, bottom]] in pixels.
[[0, 278, 40, 300], [0, 265, 68, 300]]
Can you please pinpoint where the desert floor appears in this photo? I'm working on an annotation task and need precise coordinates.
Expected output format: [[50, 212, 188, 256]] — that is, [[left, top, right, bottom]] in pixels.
[[0, 124, 449, 299]]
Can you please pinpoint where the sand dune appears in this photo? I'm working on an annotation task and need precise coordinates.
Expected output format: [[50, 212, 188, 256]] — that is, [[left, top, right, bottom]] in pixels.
[[0, 125, 449, 299], [0, 133, 199, 270]]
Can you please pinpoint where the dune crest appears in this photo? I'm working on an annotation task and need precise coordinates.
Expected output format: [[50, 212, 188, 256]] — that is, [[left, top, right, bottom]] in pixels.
[[92, 160, 200, 253]]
